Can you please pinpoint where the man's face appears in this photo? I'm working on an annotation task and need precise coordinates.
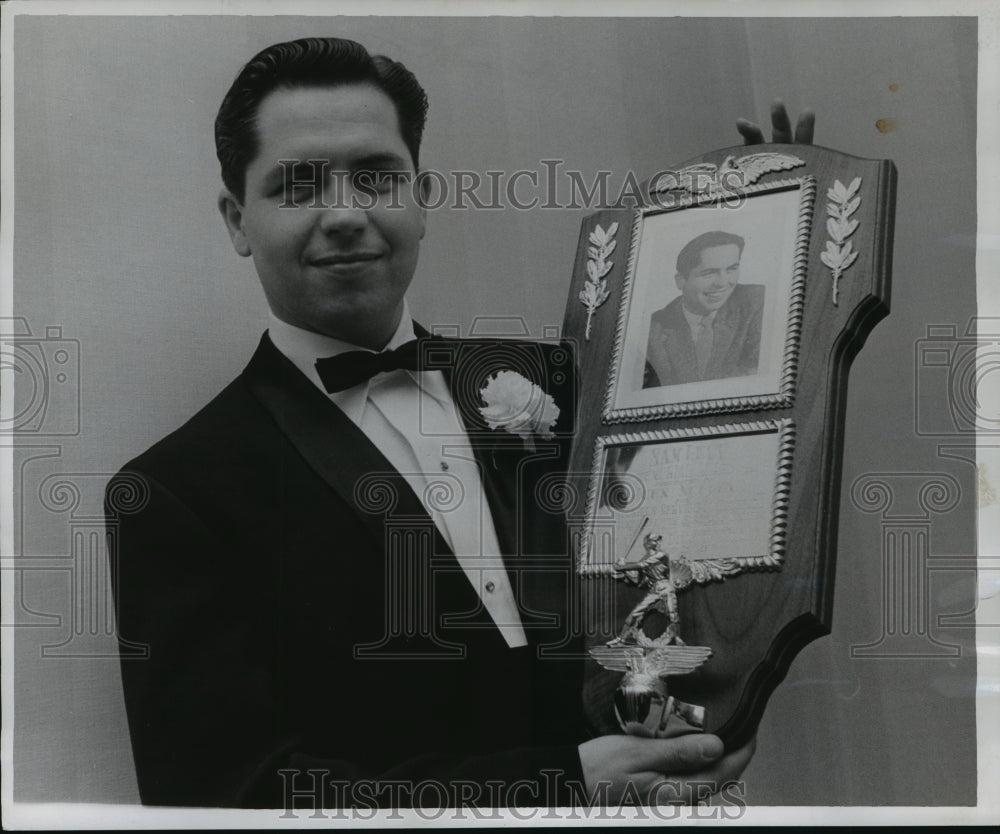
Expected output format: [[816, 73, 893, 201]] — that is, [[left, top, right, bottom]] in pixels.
[[219, 83, 425, 347], [675, 243, 741, 316]]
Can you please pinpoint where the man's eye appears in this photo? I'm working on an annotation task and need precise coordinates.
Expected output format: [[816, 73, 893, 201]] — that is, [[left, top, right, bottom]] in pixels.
[[277, 178, 323, 204], [355, 170, 396, 192], [279, 178, 319, 193]]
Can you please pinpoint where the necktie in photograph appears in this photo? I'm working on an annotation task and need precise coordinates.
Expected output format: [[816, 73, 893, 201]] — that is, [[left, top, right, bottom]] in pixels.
[[694, 314, 714, 376]]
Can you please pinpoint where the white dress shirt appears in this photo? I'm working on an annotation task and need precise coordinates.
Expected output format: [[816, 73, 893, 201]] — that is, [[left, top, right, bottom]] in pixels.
[[267, 304, 527, 648]]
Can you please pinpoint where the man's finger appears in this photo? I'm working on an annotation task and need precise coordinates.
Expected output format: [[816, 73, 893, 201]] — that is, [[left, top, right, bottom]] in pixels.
[[770, 100, 793, 143], [626, 733, 725, 773], [794, 109, 816, 144], [640, 739, 757, 807], [677, 735, 757, 785], [736, 118, 766, 145]]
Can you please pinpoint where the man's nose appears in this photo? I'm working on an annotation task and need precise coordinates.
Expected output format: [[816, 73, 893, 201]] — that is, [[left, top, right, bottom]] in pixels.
[[317, 200, 369, 235]]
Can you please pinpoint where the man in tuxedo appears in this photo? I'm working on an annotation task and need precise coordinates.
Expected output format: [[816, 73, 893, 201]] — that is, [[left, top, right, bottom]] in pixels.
[[106, 37, 789, 810], [644, 231, 764, 389]]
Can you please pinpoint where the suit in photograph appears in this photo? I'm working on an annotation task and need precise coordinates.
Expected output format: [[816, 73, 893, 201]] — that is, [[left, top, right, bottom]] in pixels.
[[644, 283, 765, 388]]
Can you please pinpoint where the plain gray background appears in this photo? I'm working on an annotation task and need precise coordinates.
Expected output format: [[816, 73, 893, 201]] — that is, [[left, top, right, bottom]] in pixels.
[[10, 15, 978, 805]]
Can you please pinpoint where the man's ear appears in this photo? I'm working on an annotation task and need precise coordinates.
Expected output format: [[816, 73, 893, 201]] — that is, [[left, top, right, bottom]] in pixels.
[[218, 189, 252, 257], [674, 272, 685, 292]]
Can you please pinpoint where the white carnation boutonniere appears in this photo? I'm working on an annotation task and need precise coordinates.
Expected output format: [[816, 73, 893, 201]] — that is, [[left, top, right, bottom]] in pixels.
[[478, 370, 560, 442]]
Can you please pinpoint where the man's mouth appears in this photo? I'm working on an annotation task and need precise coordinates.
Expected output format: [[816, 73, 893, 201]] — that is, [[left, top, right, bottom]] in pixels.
[[309, 252, 383, 267]]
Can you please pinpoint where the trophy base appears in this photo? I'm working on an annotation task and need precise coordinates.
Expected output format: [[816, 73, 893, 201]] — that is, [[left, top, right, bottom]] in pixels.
[[614, 671, 707, 738]]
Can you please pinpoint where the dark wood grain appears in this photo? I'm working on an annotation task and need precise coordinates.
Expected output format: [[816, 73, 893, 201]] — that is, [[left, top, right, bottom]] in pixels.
[[561, 143, 896, 748]]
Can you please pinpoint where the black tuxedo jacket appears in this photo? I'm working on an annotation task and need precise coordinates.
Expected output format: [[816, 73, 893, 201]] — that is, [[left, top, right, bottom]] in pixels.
[[106, 333, 586, 808], [644, 283, 765, 387]]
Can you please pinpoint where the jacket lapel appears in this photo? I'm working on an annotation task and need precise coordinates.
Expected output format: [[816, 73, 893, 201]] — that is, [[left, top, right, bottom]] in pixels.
[[241, 333, 449, 557], [242, 331, 569, 643]]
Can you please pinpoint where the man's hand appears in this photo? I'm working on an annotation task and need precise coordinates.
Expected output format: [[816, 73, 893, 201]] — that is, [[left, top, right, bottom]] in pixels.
[[578, 732, 756, 806], [736, 99, 815, 145]]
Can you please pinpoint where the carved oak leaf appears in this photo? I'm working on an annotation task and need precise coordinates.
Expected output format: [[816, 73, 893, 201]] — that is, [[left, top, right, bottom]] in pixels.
[[821, 241, 858, 272], [579, 280, 609, 307], [823, 176, 863, 305], [580, 221, 619, 339], [586, 258, 613, 282], [588, 222, 619, 248], [826, 216, 859, 243], [820, 241, 842, 270], [828, 176, 862, 204]]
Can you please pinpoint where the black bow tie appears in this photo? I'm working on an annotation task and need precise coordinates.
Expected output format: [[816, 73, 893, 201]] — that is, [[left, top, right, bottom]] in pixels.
[[315, 339, 423, 393]]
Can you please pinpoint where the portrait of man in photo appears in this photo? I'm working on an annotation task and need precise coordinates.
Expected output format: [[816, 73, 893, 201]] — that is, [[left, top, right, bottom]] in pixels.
[[644, 231, 764, 389]]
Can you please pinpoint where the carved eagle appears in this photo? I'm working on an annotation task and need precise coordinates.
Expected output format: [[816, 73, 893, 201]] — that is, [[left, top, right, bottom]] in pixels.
[[650, 152, 805, 198], [589, 643, 713, 675]]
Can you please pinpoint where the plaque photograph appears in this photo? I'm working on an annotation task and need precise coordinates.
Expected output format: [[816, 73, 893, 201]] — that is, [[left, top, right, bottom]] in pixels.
[[605, 180, 813, 421]]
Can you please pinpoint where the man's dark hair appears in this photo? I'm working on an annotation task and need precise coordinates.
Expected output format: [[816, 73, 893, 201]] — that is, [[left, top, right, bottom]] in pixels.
[[215, 37, 429, 201], [675, 230, 745, 277]]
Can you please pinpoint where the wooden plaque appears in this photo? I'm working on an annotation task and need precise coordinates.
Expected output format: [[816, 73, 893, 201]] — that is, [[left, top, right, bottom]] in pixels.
[[561, 143, 896, 748]]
